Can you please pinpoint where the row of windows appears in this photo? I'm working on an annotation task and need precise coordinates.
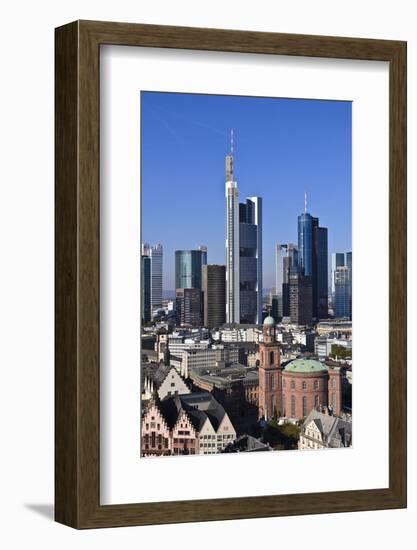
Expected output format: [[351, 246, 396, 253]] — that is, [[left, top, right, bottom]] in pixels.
[[283, 379, 322, 391], [144, 434, 169, 448]]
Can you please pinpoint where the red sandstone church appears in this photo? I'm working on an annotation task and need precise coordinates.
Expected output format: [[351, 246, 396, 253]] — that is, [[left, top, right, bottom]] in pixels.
[[258, 316, 343, 421]]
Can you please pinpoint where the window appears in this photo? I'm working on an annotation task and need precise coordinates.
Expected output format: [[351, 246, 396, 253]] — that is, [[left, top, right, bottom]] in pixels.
[[302, 381, 307, 390], [270, 351, 274, 365], [332, 392, 337, 410], [171, 382, 175, 387], [302, 396, 307, 417], [315, 394, 320, 409], [314, 380, 319, 390], [291, 395, 296, 417], [332, 378, 337, 389], [271, 373, 275, 390]]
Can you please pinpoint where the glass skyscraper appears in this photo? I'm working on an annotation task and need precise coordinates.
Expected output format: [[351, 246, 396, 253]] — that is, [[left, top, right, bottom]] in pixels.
[[225, 132, 262, 325], [175, 248, 207, 290], [141, 255, 151, 322], [142, 243, 163, 314], [239, 197, 262, 324], [297, 198, 328, 320], [333, 252, 352, 320]]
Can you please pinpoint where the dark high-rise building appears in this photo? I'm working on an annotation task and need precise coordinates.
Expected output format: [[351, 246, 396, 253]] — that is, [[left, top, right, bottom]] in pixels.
[[202, 264, 226, 328], [297, 194, 328, 320], [175, 288, 203, 327], [289, 266, 313, 325], [239, 197, 262, 324], [276, 243, 298, 318], [141, 255, 151, 323], [175, 248, 207, 290], [315, 227, 328, 318]]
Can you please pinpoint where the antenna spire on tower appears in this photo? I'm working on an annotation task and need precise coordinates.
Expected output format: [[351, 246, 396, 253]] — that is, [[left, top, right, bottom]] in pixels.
[[231, 128, 234, 155], [304, 191, 307, 214]]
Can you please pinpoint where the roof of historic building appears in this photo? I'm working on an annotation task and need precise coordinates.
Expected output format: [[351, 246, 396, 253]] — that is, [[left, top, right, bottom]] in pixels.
[[284, 358, 328, 374], [301, 409, 352, 448], [157, 392, 230, 433], [263, 315, 275, 326]]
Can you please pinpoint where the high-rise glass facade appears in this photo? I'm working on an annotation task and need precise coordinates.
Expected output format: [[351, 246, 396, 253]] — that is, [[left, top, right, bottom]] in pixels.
[[175, 248, 207, 290], [276, 243, 298, 318], [297, 208, 327, 320], [315, 227, 328, 319], [333, 251, 352, 320], [334, 265, 352, 319], [142, 243, 163, 313], [141, 255, 151, 322], [239, 197, 262, 324], [331, 253, 345, 295], [298, 213, 317, 278], [202, 264, 226, 328]]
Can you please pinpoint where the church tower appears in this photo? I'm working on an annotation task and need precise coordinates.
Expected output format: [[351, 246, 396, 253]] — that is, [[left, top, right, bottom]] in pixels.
[[258, 315, 282, 420]]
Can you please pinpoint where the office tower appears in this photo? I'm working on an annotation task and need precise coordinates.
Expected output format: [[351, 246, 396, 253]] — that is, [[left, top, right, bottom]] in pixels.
[[334, 266, 352, 319], [289, 266, 313, 325], [331, 253, 345, 295], [225, 130, 240, 324], [202, 264, 226, 328], [141, 255, 151, 323], [346, 251, 352, 270], [176, 288, 203, 327], [276, 243, 298, 318], [315, 227, 328, 318], [239, 196, 263, 324], [175, 248, 207, 290], [269, 292, 279, 322], [297, 193, 328, 319], [275, 244, 286, 318], [142, 243, 163, 314]]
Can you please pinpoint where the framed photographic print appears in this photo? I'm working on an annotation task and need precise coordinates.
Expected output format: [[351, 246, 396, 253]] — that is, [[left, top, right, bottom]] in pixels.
[[55, 20, 407, 528]]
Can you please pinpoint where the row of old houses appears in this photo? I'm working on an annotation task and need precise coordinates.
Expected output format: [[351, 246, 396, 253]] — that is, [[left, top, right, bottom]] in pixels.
[[141, 392, 237, 457]]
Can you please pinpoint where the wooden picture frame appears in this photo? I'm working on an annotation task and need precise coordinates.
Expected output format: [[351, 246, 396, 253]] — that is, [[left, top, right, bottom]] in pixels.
[[55, 20, 407, 529]]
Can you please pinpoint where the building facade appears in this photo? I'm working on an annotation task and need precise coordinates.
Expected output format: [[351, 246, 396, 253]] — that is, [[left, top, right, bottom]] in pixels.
[[225, 132, 262, 325], [141, 254, 151, 322], [142, 243, 163, 314], [175, 248, 207, 290], [289, 266, 313, 325], [334, 265, 352, 319], [297, 197, 328, 320], [202, 264, 226, 328], [298, 409, 352, 450], [175, 288, 203, 327], [225, 143, 240, 324], [239, 197, 262, 324]]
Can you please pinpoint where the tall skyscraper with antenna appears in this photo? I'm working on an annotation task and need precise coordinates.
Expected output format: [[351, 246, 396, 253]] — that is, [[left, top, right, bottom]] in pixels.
[[297, 192, 328, 320], [225, 129, 240, 323], [225, 130, 263, 324]]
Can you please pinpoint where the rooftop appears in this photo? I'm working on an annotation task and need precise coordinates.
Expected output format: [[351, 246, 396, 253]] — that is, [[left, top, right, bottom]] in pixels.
[[284, 358, 327, 374]]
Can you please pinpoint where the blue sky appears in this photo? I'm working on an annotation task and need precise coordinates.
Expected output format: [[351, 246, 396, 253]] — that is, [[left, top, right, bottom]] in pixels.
[[141, 92, 352, 290]]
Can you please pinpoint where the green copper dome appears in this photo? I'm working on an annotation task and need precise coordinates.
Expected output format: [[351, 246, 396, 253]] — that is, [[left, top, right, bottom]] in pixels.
[[263, 315, 275, 326], [284, 358, 327, 374]]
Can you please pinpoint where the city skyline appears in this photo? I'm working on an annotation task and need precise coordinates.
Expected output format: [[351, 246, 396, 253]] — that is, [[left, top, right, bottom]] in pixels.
[[141, 91, 352, 290]]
